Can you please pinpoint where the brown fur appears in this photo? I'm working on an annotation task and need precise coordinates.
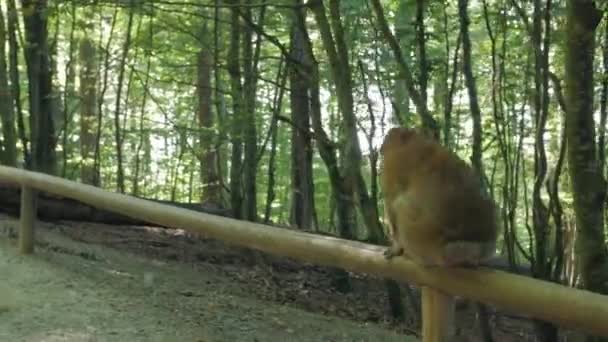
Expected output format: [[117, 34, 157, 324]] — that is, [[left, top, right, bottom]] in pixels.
[[380, 127, 499, 267]]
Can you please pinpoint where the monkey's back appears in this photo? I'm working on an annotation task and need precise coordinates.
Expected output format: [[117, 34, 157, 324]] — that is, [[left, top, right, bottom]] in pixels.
[[382, 129, 499, 265], [407, 143, 498, 241]]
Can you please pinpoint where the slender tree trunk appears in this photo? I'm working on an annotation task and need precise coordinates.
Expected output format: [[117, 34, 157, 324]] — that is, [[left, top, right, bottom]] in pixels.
[[598, 20, 608, 174], [0, 7, 16, 166], [132, 16, 153, 197], [21, 0, 56, 174], [228, 0, 244, 219], [458, 1, 493, 340], [310, 0, 360, 240], [198, 31, 222, 207], [79, 37, 97, 185], [530, 1, 557, 339], [94, 8, 118, 187], [289, 14, 315, 230], [263, 59, 286, 224], [60, 4, 77, 178], [415, 0, 428, 109], [310, 0, 398, 299], [482, 0, 516, 265], [213, 0, 228, 206], [241, 5, 265, 222], [458, 0, 483, 176], [392, 0, 413, 125], [7, 0, 28, 166], [358, 59, 405, 320], [112, 3, 135, 193]]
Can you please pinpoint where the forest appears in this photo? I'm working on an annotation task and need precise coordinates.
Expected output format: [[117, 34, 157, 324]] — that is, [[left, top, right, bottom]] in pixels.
[[1, 0, 608, 341]]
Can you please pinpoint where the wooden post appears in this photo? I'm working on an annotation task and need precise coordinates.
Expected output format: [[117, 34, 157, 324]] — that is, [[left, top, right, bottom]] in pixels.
[[19, 186, 36, 254], [422, 286, 455, 342]]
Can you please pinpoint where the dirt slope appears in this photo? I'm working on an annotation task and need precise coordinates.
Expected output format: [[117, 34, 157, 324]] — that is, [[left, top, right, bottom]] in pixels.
[[0, 216, 413, 342]]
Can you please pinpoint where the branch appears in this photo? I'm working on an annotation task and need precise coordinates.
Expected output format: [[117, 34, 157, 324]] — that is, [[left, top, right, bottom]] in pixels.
[[366, 0, 439, 138], [548, 71, 566, 113]]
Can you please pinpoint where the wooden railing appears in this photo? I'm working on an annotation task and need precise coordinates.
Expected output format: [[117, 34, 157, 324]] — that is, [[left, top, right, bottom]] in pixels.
[[1, 165, 607, 341]]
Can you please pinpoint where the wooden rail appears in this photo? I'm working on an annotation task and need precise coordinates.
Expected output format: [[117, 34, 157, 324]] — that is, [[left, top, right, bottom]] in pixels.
[[1, 165, 607, 339]]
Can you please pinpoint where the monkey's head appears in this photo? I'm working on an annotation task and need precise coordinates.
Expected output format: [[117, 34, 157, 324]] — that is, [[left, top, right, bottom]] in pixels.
[[380, 127, 418, 155]]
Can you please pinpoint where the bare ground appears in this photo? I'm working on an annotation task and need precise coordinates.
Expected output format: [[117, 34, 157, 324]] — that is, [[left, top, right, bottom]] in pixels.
[[0, 213, 537, 341]]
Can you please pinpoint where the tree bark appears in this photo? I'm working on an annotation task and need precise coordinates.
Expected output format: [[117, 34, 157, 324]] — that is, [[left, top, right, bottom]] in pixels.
[[458, 0, 483, 177], [309, 0, 399, 305], [241, 5, 265, 222], [598, 19, 608, 174], [112, 2, 135, 193], [565, 0, 608, 305], [263, 59, 287, 224], [197, 30, 222, 207], [392, 0, 414, 126], [289, 13, 315, 231], [79, 37, 97, 185], [93, 8, 118, 187], [132, 16, 153, 197], [565, 3, 608, 341], [7, 0, 28, 166], [61, 3, 77, 178], [228, 0, 244, 219], [0, 7, 16, 166], [21, 0, 56, 174]]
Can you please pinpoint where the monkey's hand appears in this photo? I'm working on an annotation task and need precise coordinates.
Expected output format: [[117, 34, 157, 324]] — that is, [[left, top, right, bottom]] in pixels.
[[384, 245, 404, 260]]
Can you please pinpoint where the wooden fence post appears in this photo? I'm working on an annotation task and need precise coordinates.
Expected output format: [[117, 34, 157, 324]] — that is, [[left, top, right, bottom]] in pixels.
[[19, 186, 36, 254], [422, 286, 455, 342]]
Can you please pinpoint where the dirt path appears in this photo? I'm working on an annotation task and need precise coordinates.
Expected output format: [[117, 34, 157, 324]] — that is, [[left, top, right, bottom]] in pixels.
[[0, 217, 413, 342]]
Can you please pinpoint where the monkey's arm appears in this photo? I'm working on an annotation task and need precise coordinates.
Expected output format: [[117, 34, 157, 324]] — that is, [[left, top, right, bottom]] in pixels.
[[382, 198, 404, 259]]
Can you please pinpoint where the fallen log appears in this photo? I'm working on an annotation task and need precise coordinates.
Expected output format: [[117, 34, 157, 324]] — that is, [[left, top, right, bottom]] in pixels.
[[0, 184, 231, 226]]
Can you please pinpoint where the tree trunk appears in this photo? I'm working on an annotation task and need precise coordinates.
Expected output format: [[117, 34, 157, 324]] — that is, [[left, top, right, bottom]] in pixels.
[[197, 36, 222, 207], [0, 184, 231, 226], [564, 0, 608, 313], [289, 16, 315, 231], [263, 60, 286, 224], [213, 0, 229, 207], [21, 0, 56, 174], [228, 1, 244, 219], [0, 7, 16, 166], [112, 3, 135, 193], [458, 1, 493, 340], [79, 37, 97, 185], [415, 0, 428, 110], [309, 0, 359, 242], [132, 16, 153, 197], [7, 0, 28, 166], [241, 5, 265, 222], [392, 0, 414, 125], [309, 1, 400, 308], [94, 8, 118, 187], [458, 0, 483, 176], [598, 19, 608, 174], [61, 3, 77, 178]]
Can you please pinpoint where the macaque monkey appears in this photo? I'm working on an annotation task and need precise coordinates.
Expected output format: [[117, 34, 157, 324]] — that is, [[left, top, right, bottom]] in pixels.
[[380, 127, 499, 267]]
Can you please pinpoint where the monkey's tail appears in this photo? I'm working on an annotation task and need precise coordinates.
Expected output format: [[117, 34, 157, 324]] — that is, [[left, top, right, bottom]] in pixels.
[[443, 241, 496, 267]]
